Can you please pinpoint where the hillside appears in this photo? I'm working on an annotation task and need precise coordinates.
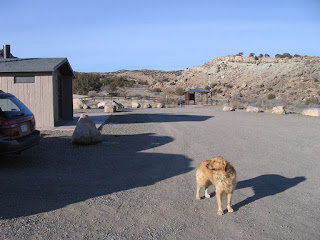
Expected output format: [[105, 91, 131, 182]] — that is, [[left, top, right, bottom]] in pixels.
[[104, 55, 320, 110]]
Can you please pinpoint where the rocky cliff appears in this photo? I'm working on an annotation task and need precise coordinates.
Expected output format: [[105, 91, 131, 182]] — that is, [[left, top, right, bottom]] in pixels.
[[104, 55, 320, 111]]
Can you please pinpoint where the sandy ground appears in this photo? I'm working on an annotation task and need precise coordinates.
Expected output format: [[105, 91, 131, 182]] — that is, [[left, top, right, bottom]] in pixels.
[[1, 107, 320, 239]]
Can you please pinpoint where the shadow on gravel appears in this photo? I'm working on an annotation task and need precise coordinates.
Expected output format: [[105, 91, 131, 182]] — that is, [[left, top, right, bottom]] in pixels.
[[0, 132, 193, 219], [233, 174, 306, 211], [106, 113, 212, 124]]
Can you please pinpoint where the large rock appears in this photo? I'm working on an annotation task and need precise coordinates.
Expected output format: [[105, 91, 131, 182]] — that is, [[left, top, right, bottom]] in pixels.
[[246, 106, 261, 113], [97, 101, 107, 109], [73, 98, 89, 110], [301, 108, 320, 117], [104, 105, 116, 113], [71, 114, 101, 145], [142, 103, 152, 109], [223, 106, 235, 112], [156, 103, 164, 108], [112, 100, 124, 111], [132, 102, 141, 108], [272, 106, 286, 115]]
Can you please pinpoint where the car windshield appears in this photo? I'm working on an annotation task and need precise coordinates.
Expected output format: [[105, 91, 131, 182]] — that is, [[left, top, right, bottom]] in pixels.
[[0, 96, 33, 118]]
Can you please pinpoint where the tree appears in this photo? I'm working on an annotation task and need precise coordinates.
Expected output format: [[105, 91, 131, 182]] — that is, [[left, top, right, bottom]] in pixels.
[[249, 53, 255, 58], [236, 52, 244, 56], [264, 54, 270, 57], [73, 72, 102, 95], [259, 53, 264, 58]]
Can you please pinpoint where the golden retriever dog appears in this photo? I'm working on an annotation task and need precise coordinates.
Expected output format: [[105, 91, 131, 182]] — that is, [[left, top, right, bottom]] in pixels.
[[196, 156, 237, 215]]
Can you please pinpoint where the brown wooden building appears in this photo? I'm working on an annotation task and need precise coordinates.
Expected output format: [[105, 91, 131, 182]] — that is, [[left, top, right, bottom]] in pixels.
[[185, 88, 212, 105], [0, 56, 75, 128]]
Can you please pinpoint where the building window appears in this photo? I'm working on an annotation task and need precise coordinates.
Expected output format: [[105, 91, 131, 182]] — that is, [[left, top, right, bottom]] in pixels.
[[14, 76, 35, 83]]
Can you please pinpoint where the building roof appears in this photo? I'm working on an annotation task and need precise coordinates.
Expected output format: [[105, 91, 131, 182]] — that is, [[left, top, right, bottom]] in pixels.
[[185, 88, 212, 93], [0, 58, 75, 78]]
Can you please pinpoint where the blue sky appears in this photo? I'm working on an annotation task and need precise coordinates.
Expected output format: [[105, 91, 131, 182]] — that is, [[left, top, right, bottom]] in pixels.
[[2, 0, 320, 72]]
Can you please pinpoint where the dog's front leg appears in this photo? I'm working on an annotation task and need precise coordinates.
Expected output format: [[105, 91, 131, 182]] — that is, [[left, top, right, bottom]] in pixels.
[[227, 193, 233, 212], [216, 190, 223, 215], [227, 193, 233, 213]]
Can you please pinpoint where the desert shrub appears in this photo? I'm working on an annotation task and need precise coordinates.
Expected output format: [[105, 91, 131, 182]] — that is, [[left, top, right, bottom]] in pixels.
[[305, 97, 319, 105], [217, 89, 223, 94], [73, 72, 102, 95], [211, 83, 218, 88], [170, 82, 176, 85], [88, 91, 97, 97], [267, 94, 276, 99], [137, 80, 148, 85], [175, 87, 185, 96], [275, 53, 293, 59], [150, 88, 162, 93]]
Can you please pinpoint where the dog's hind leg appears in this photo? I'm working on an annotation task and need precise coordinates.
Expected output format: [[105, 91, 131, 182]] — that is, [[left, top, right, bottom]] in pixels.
[[204, 182, 211, 198], [196, 185, 200, 200]]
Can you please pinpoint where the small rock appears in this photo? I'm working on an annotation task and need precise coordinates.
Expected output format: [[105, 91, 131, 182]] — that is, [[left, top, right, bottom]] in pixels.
[[272, 106, 286, 115], [301, 108, 320, 117], [223, 106, 235, 112], [246, 106, 261, 113]]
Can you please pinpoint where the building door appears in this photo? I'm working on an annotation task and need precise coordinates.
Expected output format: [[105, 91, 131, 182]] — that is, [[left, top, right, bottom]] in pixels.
[[58, 76, 63, 120]]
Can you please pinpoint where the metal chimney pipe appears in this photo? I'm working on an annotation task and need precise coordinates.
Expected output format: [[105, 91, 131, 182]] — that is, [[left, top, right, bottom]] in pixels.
[[3, 44, 11, 58]]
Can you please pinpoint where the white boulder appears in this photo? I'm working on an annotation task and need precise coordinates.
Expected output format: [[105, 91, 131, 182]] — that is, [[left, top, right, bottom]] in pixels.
[[156, 103, 164, 108], [301, 108, 320, 117], [97, 101, 107, 109], [71, 114, 101, 145], [104, 105, 116, 113], [73, 98, 89, 110], [246, 106, 261, 113], [272, 106, 286, 115], [132, 102, 141, 108], [223, 106, 235, 112], [142, 103, 152, 109]]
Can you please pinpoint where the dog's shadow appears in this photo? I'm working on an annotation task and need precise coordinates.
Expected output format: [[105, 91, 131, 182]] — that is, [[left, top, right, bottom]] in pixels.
[[231, 174, 306, 211]]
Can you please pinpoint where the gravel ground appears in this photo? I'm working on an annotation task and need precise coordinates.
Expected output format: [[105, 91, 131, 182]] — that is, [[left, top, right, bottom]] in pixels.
[[1, 107, 320, 239]]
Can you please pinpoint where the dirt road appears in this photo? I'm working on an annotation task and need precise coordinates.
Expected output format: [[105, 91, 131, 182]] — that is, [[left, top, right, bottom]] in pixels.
[[1, 107, 319, 239]]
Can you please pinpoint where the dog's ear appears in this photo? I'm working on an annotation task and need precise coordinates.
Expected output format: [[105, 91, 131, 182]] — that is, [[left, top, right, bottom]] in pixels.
[[224, 162, 230, 173]]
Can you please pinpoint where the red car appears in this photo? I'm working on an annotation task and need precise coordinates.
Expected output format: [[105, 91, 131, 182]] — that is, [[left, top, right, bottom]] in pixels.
[[0, 91, 40, 155]]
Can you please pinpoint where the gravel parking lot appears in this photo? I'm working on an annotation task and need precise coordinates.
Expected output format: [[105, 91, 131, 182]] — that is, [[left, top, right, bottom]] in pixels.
[[1, 107, 320, 239]]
